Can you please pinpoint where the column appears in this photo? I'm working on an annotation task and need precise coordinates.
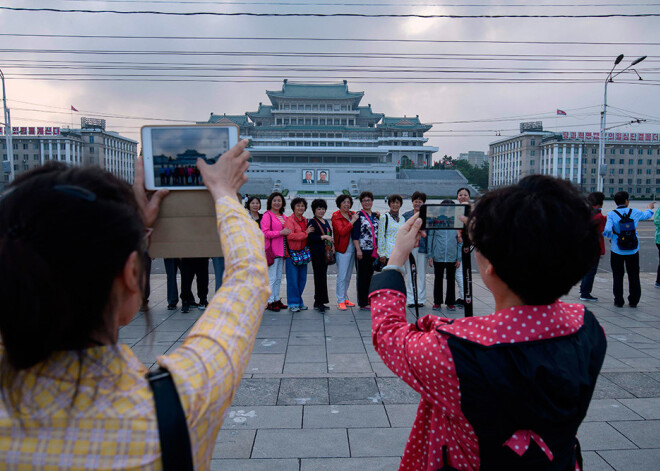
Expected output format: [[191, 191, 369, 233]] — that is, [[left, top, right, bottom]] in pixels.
[[65, 140, 71, 164], [40, 140, 45, 165], [577, 145, 583, 185], [569, 145, 575, 182], [561, 144, 567, 179], [47, 141, 53, 162], [553, 144, 558, 177]]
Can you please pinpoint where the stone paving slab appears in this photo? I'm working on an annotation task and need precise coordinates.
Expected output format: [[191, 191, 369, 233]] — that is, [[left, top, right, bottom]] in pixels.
[[303, 405, 390, 429], [252, 429, 350, 458], [128, 271, 660, 469]]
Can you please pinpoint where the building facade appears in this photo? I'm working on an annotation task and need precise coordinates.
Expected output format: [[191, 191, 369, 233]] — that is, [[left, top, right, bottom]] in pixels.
[[489, 122, 660, 197], [458, 150, 488, 167], [1, 118, 137, 186], [202, 80, 438, 193]]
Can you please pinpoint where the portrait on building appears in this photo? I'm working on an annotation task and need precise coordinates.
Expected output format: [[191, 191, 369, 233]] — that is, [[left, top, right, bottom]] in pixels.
[[317, 169, 330, 184], [302, 169, 315, 184], [152, 127, 229, 186]]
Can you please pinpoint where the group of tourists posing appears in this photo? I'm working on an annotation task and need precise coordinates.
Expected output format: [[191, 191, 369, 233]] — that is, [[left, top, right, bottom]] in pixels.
[[258, 187, 473, 313]]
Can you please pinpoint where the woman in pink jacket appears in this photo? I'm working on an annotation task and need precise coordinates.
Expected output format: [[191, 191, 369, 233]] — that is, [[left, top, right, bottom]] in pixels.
[[261, 192, 290, 311]]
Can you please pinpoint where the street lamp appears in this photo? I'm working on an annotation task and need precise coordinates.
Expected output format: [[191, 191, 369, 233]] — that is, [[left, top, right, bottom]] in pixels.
[[1, 68, 14, 184], [597, 54, 647, 192]]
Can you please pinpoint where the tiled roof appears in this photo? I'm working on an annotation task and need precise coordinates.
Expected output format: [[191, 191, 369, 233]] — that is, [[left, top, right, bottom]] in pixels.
[[381, 116, 423, 126], [266, 81, 364, 100], [205, 114, 251, 126], [246, 104, 274, 118]]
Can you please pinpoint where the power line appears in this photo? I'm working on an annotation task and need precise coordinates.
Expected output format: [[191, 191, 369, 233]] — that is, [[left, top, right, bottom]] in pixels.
[[1, 7, 659, 18], [49, 1, 660, 7], [1, 33, 659, 47]]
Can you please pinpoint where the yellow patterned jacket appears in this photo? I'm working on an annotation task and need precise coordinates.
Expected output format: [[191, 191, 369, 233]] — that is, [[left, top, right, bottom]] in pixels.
[[0, 196, 270, 470]]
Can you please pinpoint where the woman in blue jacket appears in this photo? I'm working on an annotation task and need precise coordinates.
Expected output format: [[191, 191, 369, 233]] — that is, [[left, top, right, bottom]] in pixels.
[[427, 200, 463, 311]]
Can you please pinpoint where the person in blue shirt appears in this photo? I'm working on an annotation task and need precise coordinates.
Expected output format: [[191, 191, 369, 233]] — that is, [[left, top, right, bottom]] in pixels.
[[603, 191, 655, 307]]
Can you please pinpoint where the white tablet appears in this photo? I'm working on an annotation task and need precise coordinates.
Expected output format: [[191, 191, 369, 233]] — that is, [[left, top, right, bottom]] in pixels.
[[142, 124, 239, 190]]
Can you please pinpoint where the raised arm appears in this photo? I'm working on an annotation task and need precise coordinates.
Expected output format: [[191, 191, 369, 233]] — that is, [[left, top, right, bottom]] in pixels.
[[158, 140, 270, 459]]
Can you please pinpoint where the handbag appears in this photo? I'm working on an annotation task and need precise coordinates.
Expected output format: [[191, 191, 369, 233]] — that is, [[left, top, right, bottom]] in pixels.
[[263, 212, 276, 266], [313, 218, 336, 266], [289, 246, 311, 266], [361, 210, 384, 272]]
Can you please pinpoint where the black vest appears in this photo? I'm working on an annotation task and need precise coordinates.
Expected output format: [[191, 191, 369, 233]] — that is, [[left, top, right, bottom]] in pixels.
[[441, 310, 606, 470]]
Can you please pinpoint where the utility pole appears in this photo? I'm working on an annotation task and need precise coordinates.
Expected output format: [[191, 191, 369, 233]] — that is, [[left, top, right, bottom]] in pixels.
[[1, 68, 14, 184], [597, 54, 646, 193]]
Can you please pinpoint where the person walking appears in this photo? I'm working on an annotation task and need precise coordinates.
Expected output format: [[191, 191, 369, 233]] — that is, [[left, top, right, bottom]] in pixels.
[[579, 192, 607, 301], [427, 200, 463, 311], [352, 191, 379, 310], [284, 197, 313, 312], [261, 192, 289, 312], [603, 191, 655, 307], [378, 194, 404, 272], [332, 194, 360, 311], [454, 187, 471, 306], [403, 191, 428, 307], [308, 199, 334, 312]]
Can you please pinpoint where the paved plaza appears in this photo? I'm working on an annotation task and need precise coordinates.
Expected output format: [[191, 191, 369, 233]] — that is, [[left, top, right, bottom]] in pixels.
[[122, 263, 660, 471]]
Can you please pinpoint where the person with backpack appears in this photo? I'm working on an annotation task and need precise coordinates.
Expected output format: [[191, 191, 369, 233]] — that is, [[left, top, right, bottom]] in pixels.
[[603, 191, 655, 308]]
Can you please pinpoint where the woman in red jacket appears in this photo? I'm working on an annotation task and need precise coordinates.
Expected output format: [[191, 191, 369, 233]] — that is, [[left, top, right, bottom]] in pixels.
[[284, 197, 314, 312], [261, 192, 289, 312], [331, 194, 360, 310]]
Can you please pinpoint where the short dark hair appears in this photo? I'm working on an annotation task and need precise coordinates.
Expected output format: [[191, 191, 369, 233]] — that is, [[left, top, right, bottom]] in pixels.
[[359, 191, 374, 202], [290, 197, 308, 212], [336, 194, 353, 208], [311, 199, 327, 212], [468, 175, 599, 305], [244, 195, 261, 211], [266, 192, 285, 214], [320, 171, 327, 176], [614, 191, 629, 206], [387, 194, 403, 206], [587, 192, 605, 207], [411, 191, 427, 203], [0, 163, 145, 380], [457, 187, 471, 197]]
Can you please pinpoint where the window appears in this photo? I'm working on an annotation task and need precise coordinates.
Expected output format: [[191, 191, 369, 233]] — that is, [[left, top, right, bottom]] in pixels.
[[648, 159, 653, 165], [628, 169, 633, 174], [305, 105, 311, 111], [530, 150, 535, 156], [629, 159, 634, 165], [23, 143, 28, 150], [618, 169, 624, 174], [33, 154, 39, 161], [620, 149, 625, 154], [33, 143, 39, 150], [610, 159, 615, 164], [530, 139, 536, 146], [618, 178, 623, 184], [530, 160, 535, 166], [639, 148, 644, 155], [591, 158, 597, 164], [619, 159, 624, 164], [592, 148, 597, 154], [610, 149, 615, 154], [90, 147, 94, 153], [628, 148, 634, 155], [90, 136, 94, 144], [319, 104, 324, 111], [637, 169, 643, 174], [648, 169, 652, 174], [590, 168, 596, 174]]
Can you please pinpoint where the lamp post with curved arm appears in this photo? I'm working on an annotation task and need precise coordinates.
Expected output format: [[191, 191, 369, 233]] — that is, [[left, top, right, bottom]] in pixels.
[[597, 54, 646, 192], [1, 68, 14, 184]]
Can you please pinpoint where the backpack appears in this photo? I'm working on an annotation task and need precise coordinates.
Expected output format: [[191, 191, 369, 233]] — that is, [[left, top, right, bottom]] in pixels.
[[613, 209, 638, 251]]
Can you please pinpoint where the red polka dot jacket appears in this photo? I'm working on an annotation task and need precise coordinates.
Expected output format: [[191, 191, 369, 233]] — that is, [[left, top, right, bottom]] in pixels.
[[369, 271, 607, 471]]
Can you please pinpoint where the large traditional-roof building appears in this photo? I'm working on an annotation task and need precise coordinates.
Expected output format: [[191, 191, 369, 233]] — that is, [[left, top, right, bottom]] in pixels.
[[202, 80, 438, 194]]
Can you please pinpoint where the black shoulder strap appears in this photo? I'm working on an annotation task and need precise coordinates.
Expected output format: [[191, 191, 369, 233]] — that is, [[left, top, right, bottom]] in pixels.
[[613, 209, 623, 219], [147, 368, 194, 471], [627, 209, 633, 218]]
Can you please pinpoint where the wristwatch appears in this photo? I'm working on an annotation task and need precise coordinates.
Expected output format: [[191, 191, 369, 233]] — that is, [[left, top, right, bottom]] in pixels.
[[382, 264, 405, 276]]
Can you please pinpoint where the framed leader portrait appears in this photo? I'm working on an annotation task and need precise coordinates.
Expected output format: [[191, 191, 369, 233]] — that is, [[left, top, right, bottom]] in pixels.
[[302, 169, 314, 184], [317, 169, 329, 184]]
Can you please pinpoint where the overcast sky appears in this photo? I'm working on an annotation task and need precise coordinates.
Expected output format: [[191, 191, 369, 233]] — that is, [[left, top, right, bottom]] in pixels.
[[1, 0, 658, 161]]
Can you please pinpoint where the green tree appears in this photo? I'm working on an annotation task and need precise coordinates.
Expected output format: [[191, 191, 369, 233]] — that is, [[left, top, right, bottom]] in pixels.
[[452, 159, 489, 190]]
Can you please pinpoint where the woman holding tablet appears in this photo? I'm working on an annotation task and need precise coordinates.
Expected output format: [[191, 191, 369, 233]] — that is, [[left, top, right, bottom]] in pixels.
[[0, 139, 270, 469]]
